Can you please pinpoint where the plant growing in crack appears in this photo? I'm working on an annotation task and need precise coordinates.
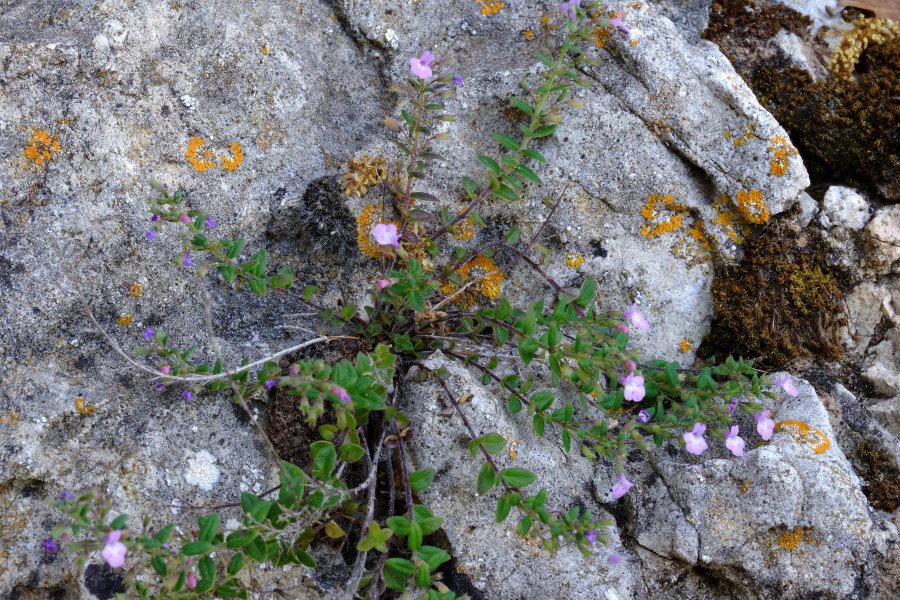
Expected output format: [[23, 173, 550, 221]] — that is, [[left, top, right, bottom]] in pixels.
[[47, 4, 791, 598]]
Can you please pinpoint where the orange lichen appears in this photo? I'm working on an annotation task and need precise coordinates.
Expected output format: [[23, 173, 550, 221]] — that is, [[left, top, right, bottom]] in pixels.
[[774, 420, 830, 454], [185, 136, 217, 172], [440, 255, 504, 307], [75, 398, 97, 415], [723, 122, 760, 146], [356, 202, 399, 259], [640, 194, 690, 238], [629, 39, 639, 47], [24, 129, 60, 166], [524, 30, 535, 41], [779, 528, 804, 550], [116, 313, 134, 326], [679, 338, 692, 353], [129, 282, 144, 298], [451, 215, 475, 241], [475, 0, 504, 16], [540, 14, 558, 30], [0, 411, 22, 427], [595, 26, 611, 48], [343, 154, 387, 198], [767, 135, 798, 177], [260, 46, 269, 55], [735, 189, 770, 224], [740, 480, 751, 494], [220, 142, 244, 171], [566, 251, 584, 268], [711, 194, 751, 244]]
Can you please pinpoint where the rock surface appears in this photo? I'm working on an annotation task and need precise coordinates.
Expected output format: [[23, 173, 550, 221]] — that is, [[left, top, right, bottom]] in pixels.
[[821, 185, 872, 230]]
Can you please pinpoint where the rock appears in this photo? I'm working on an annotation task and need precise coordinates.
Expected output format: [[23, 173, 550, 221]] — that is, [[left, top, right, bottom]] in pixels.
[[626, 375, 879, 599], [773, 29, 829, 80], [794, 190, 819, 227], [864, 334, 900, 398], [821, 185, 871, 230], [406, 352, 643, 600], [864, 206, 900, 275], [842, 281, 897, 353]]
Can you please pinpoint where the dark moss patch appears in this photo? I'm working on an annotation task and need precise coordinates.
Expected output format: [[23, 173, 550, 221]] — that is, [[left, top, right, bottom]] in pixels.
[[857, 440, 900, 511], [700, 218, 847, 367]]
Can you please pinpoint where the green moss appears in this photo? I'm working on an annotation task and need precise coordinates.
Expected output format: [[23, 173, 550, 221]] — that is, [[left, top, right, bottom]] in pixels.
[[857, 441, 900, 512], [701, 218, 845, 367]]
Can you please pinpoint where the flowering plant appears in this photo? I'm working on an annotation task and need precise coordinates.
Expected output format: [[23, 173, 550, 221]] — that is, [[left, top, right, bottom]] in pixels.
[[47, 4, 791, 598]]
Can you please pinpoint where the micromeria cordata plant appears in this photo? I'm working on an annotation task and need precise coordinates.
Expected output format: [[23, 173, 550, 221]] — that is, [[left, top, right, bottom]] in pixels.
[[49, 4, 792, 598]]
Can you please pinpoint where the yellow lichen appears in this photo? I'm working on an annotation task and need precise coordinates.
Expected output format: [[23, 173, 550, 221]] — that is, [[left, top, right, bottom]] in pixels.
[[129, 282, 144, 298], [24, 129, 60, 166], [524, 30, 535, 41], [565, 251, 584, 268], [595, 26, 611, 48], [451, 215, 475, 241], [0, 411, 21, 427], [356, 202, 399, 259], [679, 338, 692, 353], [779, 528, 804, 550], [711, 194, 751, 244], [723, 122, 760, 146], [774, 420, 830, 454], [735, 189, 770, 224], [116, 313, 133, 326], [75, 397, 97, 415], [260, 46, 269, 55], [639, 194, 690, 238], [629, 39, 638, 47], [185, 136, 217, 172], [740, 480, 751, 494], [343, 154, 387, 198], [829, 17, 900, 80], [220, 141, 244, 171], [767, 135, 798, 177], [475, 0, 504, 16], [440, 255, 504, 307]]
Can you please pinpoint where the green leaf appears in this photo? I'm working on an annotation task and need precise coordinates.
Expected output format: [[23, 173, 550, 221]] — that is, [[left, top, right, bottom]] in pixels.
[[387, 516, 410, 537], [151, 555, 167, 577], [493, 132, 520, 151], [310, 441, 337, 477], [501, 467, 537, 488], [470, 432, 506, 456], [226, 529, 258, 549], [577, 276, 596, 306], [665, 362, 679, 387], [248, 278, 267, 297], [408, 520, 423, 550], [522, 148, 547, 163], [109, 514, 128, 530], [198, 513, 220, 544], [514, 165, 541, 185], [517, 337, 539, 366], [476, 463, 497, 494], [493, 184, 518, 202], [462, 176, 479, 199], [227, 553, 244, 576], [505, 225, 520, 245], [386, 557, 416, 577], [531, 391, 554, 411], [531, 124, 558, 138], [225, 238, 245, 259], [411, 191, 440, 202], [240, 492, 272, 524], [417, 546, 451, 571], [154, 523, 176, 544], [409, 468, 435, 492], [496, 493, 514, 523], [295, 550, 317, 568], [509, 97, 533, 115], [182, 541, 211, 556], [245, 537, 267, 562], [339, 443, 366, 463], [477, 154, 501, 175]]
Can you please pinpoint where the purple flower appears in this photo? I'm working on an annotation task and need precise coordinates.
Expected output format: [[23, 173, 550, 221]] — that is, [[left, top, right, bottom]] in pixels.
[[372, 223, 401, 248], [618, 372, 645, 402], [608, 554, 622, 566], [60, 490, 74, 502], [585, 529, 598, 545], [636, 409, 651, 423], [560, 0, 581, 20], [186, 571, 198, 590], [42, 537, 59, 553], [772, 375, 799, 397], [101, 530, 127, 568], [623, 303, 649, 332], [289, 365, 299, 377], [330, 385, 352, 404], [683, 422, 708, 455], [153, 382, 164, 393], [204, 216, 216, 230], [624, 359, 636, 372], [181, 390, 194, 402], [144, 229, 157, 240], [183, 250, 193, 267], [725, 425, 745, 457], [755, 410, 775, 441], [264, 379, 278, 391], [611, 472, 633, 499], [609, 11, 631, 37], [453, 75, 464, 86], [728, 397, 740, 413], [150, 214, 159, 222], [410, 51, 434, 79], [143, 328, 155, 341]]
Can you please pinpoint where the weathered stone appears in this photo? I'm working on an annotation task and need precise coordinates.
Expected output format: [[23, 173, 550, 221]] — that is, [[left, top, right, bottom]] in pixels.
[[821, 185, 871, 230], [864, 206, 900, 275]]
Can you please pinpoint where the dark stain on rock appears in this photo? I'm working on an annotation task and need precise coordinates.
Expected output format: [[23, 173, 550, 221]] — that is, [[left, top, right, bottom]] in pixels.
[[84, 563, 125, 600]]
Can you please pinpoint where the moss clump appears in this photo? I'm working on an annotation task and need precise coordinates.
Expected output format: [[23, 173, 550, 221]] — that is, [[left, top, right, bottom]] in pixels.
[[857, 441, 900, 512], [702, 219, 845, 367]]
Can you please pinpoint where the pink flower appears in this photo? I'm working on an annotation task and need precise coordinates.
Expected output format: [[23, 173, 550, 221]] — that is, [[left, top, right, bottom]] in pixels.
[[609, 11, 631, 37], [101, 530, 127, 568], [624, 359, 636, 372], [289, 365, 299, 377], [618, 372, 645, 402], [755, 410, 775, 441], [772, 375, 799, 397], [623, 303, 649, 332], [159, 365, 171, 375], [186, 572, 198, 590], [725, 425, 745, 457], [683, 423, 708, 455], [616, 323, 630, 333], [372, 223, 401, 248], [377, 279, 391, 290], [611, 473, 633, 499], [409, 50, 434, 79], [331, 385, 352, 404], [560, 0, 581, 20], [179, 214, 191, 225]]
